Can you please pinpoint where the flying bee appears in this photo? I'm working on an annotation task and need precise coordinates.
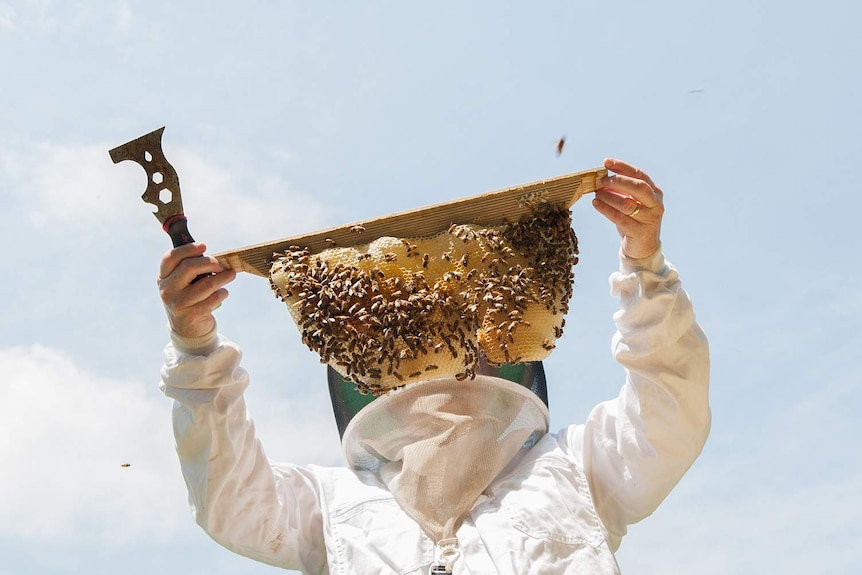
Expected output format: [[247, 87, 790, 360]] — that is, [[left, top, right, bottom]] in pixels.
[[556, 136, 566, 156]]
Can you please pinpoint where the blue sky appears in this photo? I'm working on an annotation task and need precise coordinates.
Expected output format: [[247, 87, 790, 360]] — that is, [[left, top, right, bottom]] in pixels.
[[1, 1, 860, 573]]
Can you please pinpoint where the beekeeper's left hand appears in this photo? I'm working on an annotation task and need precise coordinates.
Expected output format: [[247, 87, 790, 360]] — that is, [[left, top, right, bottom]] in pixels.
[[592, 158, 664, 260]]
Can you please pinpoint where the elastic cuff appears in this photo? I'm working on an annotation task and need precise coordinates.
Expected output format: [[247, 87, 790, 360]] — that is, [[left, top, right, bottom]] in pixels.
[[619, 245, 667, 275], [169, 321, 220, 356]]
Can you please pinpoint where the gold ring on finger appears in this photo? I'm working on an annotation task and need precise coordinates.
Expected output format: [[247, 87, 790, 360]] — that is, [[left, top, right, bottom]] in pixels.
[[629, 203, 642, 218]]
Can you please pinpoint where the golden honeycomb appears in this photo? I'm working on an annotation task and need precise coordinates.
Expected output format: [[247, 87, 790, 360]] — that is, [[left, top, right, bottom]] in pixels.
[[269, 206, 577, 394]]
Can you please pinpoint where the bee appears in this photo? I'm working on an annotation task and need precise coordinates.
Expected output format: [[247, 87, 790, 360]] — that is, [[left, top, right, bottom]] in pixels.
[[556, 136, 566, 156], [324, 238, 337, 246], [349, 225, 366, 234], [120, 463, 131, 468], [422, 253, 430, 268], [384, 253, 397, 262]]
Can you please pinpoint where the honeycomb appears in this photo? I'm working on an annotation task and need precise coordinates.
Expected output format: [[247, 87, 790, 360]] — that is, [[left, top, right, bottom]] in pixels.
[[269, 206, 578, 394]]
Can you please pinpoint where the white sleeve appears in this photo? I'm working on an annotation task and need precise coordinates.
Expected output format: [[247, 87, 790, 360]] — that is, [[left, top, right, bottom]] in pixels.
[[159, 336, 328, 572], [565, 249, 711, 549]]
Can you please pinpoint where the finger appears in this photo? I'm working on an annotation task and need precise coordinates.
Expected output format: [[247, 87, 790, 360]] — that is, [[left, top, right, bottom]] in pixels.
[[592, 196, 646, 230], [160, 257, 225, 300], [597, 173, 660, 209], [182, 286, 231, 316], [164, 255, 228, 292], [161, 266, 236, 310], [181, 256, 228, 288], [594, 189, 642, 218], [159, 242, 207, 280], [602, 159, 663, 206], [604, 158, 658, 191]]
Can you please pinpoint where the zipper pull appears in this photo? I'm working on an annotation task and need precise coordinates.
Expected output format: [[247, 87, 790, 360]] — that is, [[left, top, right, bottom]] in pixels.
[[429, 538, 460, 574]]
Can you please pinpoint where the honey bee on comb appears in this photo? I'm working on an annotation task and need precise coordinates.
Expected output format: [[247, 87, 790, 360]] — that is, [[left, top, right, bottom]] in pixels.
[[269, 206, 578, 394]]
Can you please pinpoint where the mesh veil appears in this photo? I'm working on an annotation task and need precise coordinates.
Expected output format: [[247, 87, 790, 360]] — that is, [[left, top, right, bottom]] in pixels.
[[340, 375, 550, 546]]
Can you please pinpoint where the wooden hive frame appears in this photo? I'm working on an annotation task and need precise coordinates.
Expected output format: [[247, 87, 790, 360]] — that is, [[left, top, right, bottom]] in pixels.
[[215, 167, 606, 277]]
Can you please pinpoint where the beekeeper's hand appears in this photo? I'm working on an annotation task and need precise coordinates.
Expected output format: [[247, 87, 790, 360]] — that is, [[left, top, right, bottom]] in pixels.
[[158, 243, 236, 338], [592, 158, 664, 260]]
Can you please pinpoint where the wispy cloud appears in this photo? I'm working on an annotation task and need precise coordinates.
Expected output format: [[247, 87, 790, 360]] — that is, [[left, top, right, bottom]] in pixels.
[[0, 343, 344, 545], [0, 2, 15, 31], [3, 142, 144, 230], [113, 0, 132, 35], [0, 0, 135, 40], [619, 468, 862, 574], [166, 147, 331, 251], [0, 345, 187, 541], [2, 140, 332, 250]]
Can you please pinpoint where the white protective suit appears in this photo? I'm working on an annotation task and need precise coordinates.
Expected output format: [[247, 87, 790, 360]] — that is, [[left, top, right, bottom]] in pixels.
[[160, 249, 711, 574]]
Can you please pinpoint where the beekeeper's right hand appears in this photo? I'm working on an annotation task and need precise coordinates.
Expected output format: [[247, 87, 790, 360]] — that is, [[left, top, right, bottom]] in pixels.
[[158, 242, 236, 339]]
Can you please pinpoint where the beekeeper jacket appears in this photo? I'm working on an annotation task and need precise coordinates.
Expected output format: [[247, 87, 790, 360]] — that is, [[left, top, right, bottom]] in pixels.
[[160, 249, 711, 574]]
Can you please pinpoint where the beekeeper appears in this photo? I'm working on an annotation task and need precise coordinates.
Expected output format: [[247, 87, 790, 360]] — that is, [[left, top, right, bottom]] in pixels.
[[157, 158, 710, 574]]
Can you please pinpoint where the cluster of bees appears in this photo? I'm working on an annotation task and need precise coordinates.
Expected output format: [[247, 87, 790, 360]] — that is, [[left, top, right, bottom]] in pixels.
[[269, 205, 578, 395]]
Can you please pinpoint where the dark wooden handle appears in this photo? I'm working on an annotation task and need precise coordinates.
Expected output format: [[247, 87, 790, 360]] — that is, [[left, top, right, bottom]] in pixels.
[[165, 216, 195, 248], [164, 216, 211, 284]]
